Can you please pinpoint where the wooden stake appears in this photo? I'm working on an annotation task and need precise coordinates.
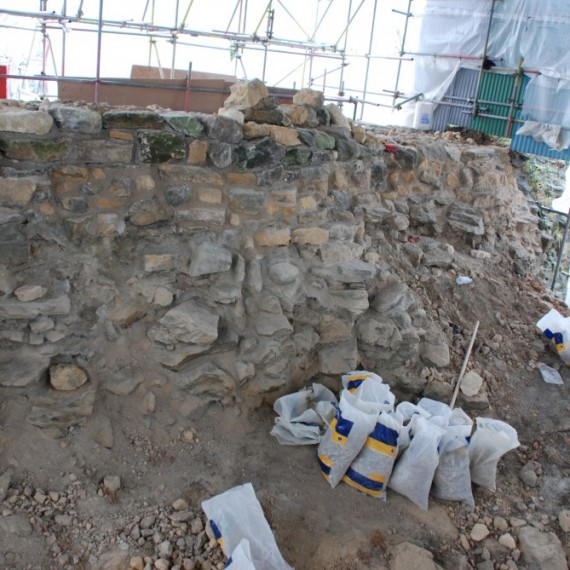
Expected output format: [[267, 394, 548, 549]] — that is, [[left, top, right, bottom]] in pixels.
[[450, 320, 480, 409]]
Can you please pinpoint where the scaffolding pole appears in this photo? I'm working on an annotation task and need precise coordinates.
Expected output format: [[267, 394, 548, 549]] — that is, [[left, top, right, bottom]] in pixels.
[[170, 0, 180, 78], [94, 0, 103, 102], [472, 0, 497, 118], [393, 0, 413, 104], [360, 0, 378, 120]]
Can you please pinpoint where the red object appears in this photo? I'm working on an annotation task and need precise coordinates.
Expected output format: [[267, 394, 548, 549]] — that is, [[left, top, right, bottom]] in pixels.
[[0, 65, 7, 99], [384, 144, 398, 154]]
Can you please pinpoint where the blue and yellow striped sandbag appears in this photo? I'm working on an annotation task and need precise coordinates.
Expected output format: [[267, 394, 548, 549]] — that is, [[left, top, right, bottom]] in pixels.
[[342, 414, 401, 499]]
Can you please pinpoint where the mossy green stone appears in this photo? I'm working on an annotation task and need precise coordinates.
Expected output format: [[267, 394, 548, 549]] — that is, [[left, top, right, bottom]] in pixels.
[[138, 131, 186, 163], [283, 147, 311, 167], [102, 110, 164, 129], [0, 138, 72, 162], [315, 132, 336, 150], [164, 115, 204, 137]]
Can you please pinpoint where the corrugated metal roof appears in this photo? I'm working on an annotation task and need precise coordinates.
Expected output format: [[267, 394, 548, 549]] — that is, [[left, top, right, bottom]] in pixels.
[[510, 127, 570, 160], [469, 71, 528, 137], [432, 68, 478, 132]]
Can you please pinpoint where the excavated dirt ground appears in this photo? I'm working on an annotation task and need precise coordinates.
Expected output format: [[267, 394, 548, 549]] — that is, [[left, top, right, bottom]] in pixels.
[[1, 133, 570, 570]]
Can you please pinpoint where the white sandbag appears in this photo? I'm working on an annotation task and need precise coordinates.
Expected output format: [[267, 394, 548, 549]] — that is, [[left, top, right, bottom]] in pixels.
[[317, 390, 380, 488], [394, 401, 431, 454], [202, 483, 292, 570], [432, 409, 475, 507], [271, 384, 337, 445], [226, 539, 256, 569], [343, 412, 402, 499], [536, 308, 570, 364], [418, 398, 452, 425], [388, 415, 447, 510], [341, 371, 395, 411], [469, 417, 520, 491]]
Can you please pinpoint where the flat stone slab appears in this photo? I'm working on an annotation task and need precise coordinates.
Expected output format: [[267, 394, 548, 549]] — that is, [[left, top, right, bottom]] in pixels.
[[0, 350, 50, 387], [0, 108, 53, 134]]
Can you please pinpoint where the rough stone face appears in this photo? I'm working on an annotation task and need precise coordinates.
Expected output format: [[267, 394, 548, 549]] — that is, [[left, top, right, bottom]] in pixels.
[[159, 164, 224, 187], [293, 88, 325, 109], [218, 106, 245, 124], [229, 188, 266, 214], [0, 207, 23, 225], [283, 147, 311, 167], [292, 227, 329, 245], [470, 524, 490, 542], [237, 137, 285, 169], [390, 542, 438, 570], [243, 122, 271, 140], [224, 78, 269, 111], [207, 141, 233, 168], [49, 364, 88, 391], [188, 242, 232, 277], [448, 204, 485, 235], [0, 108, 53, 134], [128, 198, 169, 226], [165, 185, 192, 206], [188, 139, 208, 165], [461, 370, 484, 396], [162, 112, 205, 136], [49, 106, 102, 133], [518, 526, 567, 570], [138, 131, 185, 163], [148, 301, 219, 345], [268, 261, 299, 284], [175, 360, 234, 399], [80, 140, 133, 163], [0, 138, 72, 161], [0, 295, 71, 319], [14, 284, 47, 302], [319, 342, 359, 375], [144, 254, 175, 272], [210, 115, 243, 144], [326, 104, 350, 128], [0, 178, 37, 208], [254, 228, 291, 247], [175, 207, 226, 227], [102, 110, 164, 129], [0, 350, 50, 387], [28, 383, 97, 429]]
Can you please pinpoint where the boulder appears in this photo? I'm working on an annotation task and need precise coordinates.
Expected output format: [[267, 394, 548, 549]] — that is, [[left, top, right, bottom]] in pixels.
[[518, 526, 567, 570], [224, 78, 269, 111]]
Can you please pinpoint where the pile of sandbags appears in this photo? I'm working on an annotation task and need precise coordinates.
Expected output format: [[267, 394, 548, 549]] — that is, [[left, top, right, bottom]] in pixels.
[[272, 371, 519, 510]]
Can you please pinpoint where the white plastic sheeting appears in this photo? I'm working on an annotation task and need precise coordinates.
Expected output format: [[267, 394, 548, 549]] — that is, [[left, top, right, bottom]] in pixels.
[[404, 0, 570, 147]]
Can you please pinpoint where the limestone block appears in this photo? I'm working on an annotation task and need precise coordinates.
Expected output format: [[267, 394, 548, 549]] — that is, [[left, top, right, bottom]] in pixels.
[[268, 125, 301, 146], [197, 188, 222, 204], [0, 295, 71, 319], [175, 360, 234, 400], [293, 88, 325, 109], [318, 242, 353, 262], [243, 122, 271, 140], [278, 104, 317, 128], [188, 242, 232, 277], [144, 254, 175, 273], [460, 370, 484, 396], [175, 207, 226, 227], [28, 383, 96, 429], [268, 261, 299, 285], [319, 341, 358, 375], [0, 138, 72, 161], [0, 207, 24, 225], [162, 112, 205, 136], [148, 300, 219, 345], [158, 164, 224, 187], [188, 139, 208, 165], [14, 284, 47, 302], [217, 107, 245, 124], [390, 542, 438, 570], [128, 198, 169, 226], [326, 104, 350, 128], [447, 204, 485, 235], [49, 364, 88, 391], [224, 78, 269, 111], [96, 213, 124, 236], [229, 188, 266, 214], [292, 227, 329, 245], [0, 108, 53, 134], [49, 106, 102, 133], [0, 350, 50, 387], [138, 131, 185, 163], [102, 110, 164, 129], [80, 140, 133, 163], [254, 228, 291, 247], [518, 526, 567, 570]]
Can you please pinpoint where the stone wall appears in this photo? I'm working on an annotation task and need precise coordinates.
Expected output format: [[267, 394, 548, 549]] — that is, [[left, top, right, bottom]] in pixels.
[[0, 94, 540, 433]]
